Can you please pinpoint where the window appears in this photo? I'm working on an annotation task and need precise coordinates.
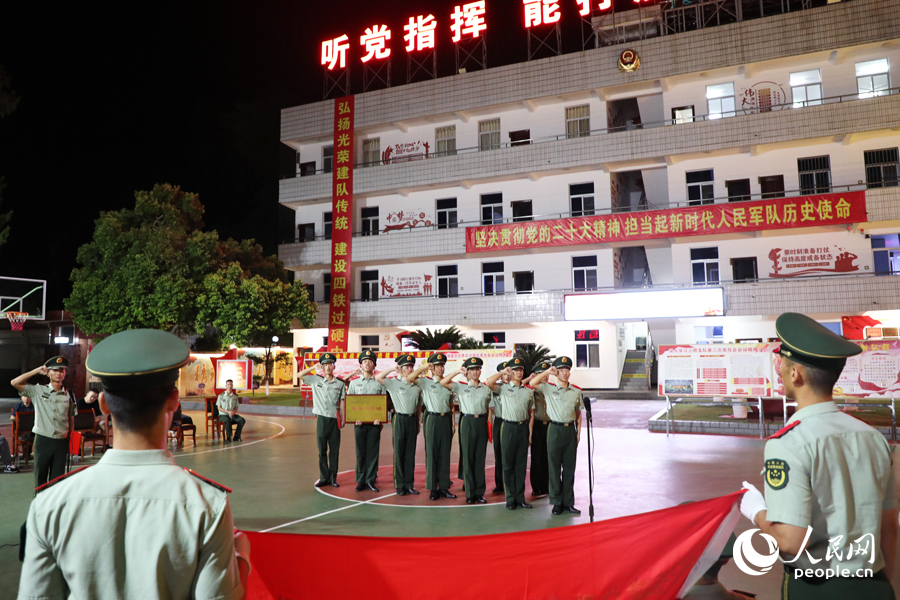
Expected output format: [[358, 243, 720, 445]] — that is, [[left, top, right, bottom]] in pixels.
[[481, 193, 503, 225], [791, 70, 822, 108], [479, 119, 500, 151], [305, 284, 315, 301], [323, 145, 334, 173], [360, 335, 379, 352], [362, 138, 380, 167], [566, 105, 591, 138], [798, 156, 831, 194], [731, 257, 758, 283], [299, 161, 316, 176], [323, 274, 331, 303], [511, 200, 532, 222], [435, 125, 456, 157], [514, 343, 536, 354], [872, 234, 900, 275], [360, 270, 378, 301], [323, 212, 333, 240], [575, 330, 600, 368], [436, 198, 458, 229], [437, 265, 458, 298], [297, 223, 315, 242], [482, 262, 504, 296], [509, 129, 531, 146], [759, 175, 785, 199], [686, 170, 714, 206], [706, 83, 735, 119], [672, 105, 694, 124], [361, 207, 379, 236], [695, 326, 723, 344], [573, 255, 598, 291], [691, 247, 719, 285], [570, 183, 595, 216], [513, 271, 534, 294], [323, 336, 330, 348], [725, 179, 751, 203], [484, 332, 506, 348], [856, 59, 890, 99], [865, 148, 899, 188]]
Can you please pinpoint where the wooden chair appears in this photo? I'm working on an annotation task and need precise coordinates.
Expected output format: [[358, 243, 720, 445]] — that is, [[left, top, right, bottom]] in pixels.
[[80, 414, 108, 457], [72, 411, 98, 458], [205, 397, 224, 439], [13, 410, 35, 467]]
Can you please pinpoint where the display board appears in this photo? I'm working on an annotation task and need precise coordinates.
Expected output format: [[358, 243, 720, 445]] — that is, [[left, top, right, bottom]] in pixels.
[[658, 344, 775, 397]]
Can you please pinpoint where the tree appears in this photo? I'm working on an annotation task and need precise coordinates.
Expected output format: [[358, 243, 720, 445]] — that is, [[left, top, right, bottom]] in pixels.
[[406, 326, 464, 350], [455, 336, 494, 350], [514, 344, 556, 376]]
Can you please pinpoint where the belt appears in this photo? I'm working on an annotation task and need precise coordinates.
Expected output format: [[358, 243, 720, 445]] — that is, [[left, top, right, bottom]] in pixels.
[[428, 412, 451, 417], [462, 413, 485, 418], [396, 412, 416, 417], [507, 420, 526, 426], [493, 416, 504, 422], [550, 420, 574, 427]]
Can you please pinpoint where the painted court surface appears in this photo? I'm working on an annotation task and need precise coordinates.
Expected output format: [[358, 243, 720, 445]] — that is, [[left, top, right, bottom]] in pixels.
[[2, 401, 899, 599]]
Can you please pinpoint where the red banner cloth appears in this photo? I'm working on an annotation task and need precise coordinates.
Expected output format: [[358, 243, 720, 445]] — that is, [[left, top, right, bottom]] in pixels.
[[842, 315, 881, 340], [466, 191, 866, 253], [245, 491, 743, 600], [68, 432, 82, 456], [327, 95, 355, 351]]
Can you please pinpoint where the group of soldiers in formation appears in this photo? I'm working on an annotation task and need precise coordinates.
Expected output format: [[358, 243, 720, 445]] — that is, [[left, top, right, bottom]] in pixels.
[[298, 350, 584, 513]]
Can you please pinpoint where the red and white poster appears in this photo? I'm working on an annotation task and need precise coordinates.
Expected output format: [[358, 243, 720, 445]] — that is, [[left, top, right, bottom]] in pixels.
[[384, 209, 434, 232], [328, 96, 354, 351], [382, 140, 429, 164], [768, 244, 859, 277], [658, 344, 775, 397], [379, 273, 433, 297]]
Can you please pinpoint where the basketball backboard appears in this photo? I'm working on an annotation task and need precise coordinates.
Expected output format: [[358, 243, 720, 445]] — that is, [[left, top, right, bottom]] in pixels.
[[0, 276, 47, 320]]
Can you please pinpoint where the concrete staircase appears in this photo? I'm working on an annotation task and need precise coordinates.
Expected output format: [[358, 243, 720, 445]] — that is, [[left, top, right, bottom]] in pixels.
[[588, 350, 659, 400]]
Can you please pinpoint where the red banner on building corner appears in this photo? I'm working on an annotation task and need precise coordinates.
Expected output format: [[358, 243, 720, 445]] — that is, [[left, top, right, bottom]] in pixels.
[[328, 96, 354, 351]]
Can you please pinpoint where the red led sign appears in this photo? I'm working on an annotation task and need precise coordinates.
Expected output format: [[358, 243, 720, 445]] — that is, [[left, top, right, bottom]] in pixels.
[[575, 330, 600, 341]]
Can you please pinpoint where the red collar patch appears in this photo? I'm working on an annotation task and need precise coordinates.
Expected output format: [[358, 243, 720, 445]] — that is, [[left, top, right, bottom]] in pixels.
[[767, 420, 801, 440], [35, 465, 92, 494], [183, 468, 232, 493]]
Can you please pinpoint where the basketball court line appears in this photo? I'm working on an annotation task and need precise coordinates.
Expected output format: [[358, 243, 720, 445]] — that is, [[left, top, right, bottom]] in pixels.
[[171, 418, 285, 458]]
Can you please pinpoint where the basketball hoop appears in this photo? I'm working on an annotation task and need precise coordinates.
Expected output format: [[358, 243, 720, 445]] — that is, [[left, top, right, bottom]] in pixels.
[[5, 311, 27, 331]]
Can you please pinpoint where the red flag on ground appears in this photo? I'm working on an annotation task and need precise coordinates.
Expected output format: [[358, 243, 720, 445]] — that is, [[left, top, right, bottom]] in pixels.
[[68, 432, 82, 456], [245, 491, 743, 600]]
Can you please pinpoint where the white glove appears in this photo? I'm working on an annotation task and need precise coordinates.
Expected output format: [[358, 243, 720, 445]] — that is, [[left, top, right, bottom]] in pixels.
[[740, 481, 767, 525]]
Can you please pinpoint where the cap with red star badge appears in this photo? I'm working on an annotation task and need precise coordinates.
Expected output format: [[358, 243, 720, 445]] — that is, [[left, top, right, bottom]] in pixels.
[[552, 356, 573, 369], [44, 356, 68, 370], [774, 312, 861, 372], [427, 353, 447, 365]]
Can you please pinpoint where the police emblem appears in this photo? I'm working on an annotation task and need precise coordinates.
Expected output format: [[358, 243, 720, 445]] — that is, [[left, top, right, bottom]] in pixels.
[[765, 459, 790, 490]]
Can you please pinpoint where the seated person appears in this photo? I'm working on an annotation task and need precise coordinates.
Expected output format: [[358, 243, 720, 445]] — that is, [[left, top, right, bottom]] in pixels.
[[216, 380, 245, 443], [0, 433, 19, 473], [169, 401, 194, 447], [12, 394, 36, 444]]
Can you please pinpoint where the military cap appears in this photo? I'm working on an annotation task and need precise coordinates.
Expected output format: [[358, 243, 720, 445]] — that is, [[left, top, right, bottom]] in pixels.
[[319, 352, 337, 364], [775, 312, 861, 371], [463, 357, 484, 370], [427, 353, 447, 365], [533, 361, 552, 374], [508, 357, 525, 370], [86, 329, 190, 391], [553, 356, 573, 369], [396, 354, 416, 367], [44, 356, 69, 370], [358, 350, 377, 364], [496, 361, 507, 372]]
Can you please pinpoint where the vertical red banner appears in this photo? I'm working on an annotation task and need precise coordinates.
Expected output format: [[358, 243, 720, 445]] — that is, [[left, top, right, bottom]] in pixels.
[[328, 96, 354, 351]]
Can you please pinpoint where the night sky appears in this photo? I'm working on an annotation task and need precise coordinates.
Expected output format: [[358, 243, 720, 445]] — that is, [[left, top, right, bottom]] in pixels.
[[0, 0, 639, 310]]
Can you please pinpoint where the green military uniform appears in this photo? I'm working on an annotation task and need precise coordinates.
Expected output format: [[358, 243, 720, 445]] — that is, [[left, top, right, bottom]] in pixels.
[[529, 361, 551, 496], [417, 353, 455, 497], [490, 361, 506, 494], [216, 390, 245, 442], [19, 328, 244, 600], [24, 356, 74, 488], [348, 350, 384, 491], [384, 355, 421, 494], [540, 355, 583, 514], [304, 353, 345, 486], [498, 359, 534, 508], [453, 357, 492, 503], [761, 313, 896, 599]]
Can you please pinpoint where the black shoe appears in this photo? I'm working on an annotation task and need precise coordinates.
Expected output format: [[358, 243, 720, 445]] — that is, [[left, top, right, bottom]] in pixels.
[[356, 484, 366, 492], [366, 483, 379, 492], [331, 481, 340, 487], [233, 437, 242, 442], [506, 502, 516, 510], [532, 490, 546, 496], [430, 491, 440, 501], [315, 480, 328, 488], [397, 488, 407, 496], [565, 506, 582, 515], [439, 489, 457, 499], [552, 505, 564, 515], [518, 502, 534, 509], [475, 496, 487, 504], [406, 488, 420, 495], [492, 487, 503, 493], [224, 439, 232, 443], [466, 498, 475, 504]]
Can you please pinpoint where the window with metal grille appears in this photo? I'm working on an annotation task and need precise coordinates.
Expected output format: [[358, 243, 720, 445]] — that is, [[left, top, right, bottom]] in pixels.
[[865, 148, 899, 188], [305, 284, 315, 302], [509, 129, 531, 146], [435, 126, 456, 157], [323, 145, 334, 173], [790, 70, 823, 108], [566, 105, 590, 138], [481, 193, 503, 225], [573, 255, 598, 291], [570, 183, 595, 216], [323, 212, 332, 240], [437, 265, 458, 298], [361, 270, 378, 301], [436, 198, 458, 229], [479, 119, 500, 151], [856, 59, 891, 99], [482, 262, 504, 296], [686, 170, 714, 206], [361, 206, 379, 236], [362, 138, 380, 167], [798, 156, 831, 194]]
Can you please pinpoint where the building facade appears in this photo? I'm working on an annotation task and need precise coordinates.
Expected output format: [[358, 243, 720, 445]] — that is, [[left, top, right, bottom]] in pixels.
[[279, 0, 900, 390]]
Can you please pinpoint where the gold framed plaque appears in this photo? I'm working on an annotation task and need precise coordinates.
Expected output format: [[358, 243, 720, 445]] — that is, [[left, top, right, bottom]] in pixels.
[[345, 394, 388, 423]]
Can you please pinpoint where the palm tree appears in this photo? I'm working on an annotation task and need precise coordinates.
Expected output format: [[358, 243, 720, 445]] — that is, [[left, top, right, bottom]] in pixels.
[[455, 335, 494, 349], [406, 326, 464, 350], [514, 344, 556, 376]]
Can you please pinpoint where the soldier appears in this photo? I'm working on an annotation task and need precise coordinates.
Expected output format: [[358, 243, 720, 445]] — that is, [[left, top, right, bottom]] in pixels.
[[11, 356, 75, 488], [525, 360, 551, 496], [346, 349, 384, 493], [216, 379, 245, 443], [740, 313, 897, 599], [531, 356, 582, 515], [442, 357, 491, 504], [489, 360, 507, 494], [486, 357, 534, 510], [377, 354, 422, 496], [18, 329, 249, 599], [298, 353, 345, 487], [410, 353, 456, 500]]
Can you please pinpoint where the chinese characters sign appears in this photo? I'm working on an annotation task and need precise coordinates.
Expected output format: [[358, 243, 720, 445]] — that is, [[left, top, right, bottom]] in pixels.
[[329, 96, 354, 351], [466, 191, 867, 253], [768, 244, 859, 277], [658, 344, 776, 398]]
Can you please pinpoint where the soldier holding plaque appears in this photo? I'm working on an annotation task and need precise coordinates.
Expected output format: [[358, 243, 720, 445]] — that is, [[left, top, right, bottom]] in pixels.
[[346, 349, 384, 493]]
